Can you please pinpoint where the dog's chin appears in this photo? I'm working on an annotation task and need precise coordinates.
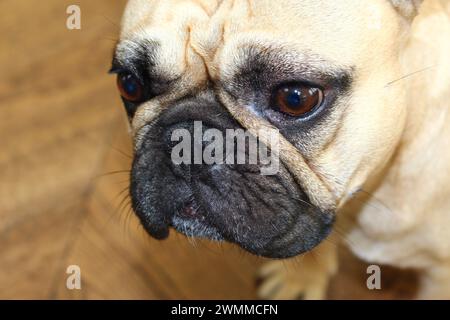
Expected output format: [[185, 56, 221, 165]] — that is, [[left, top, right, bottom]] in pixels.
[[130, 154, 335, 259], [157, 200, 334, 259]]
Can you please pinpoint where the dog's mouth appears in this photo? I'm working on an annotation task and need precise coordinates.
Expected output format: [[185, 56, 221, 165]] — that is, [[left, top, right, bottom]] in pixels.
[[171, 199, 224, 241], [130, 155, 335, 258], [172, 200, 334, 259]]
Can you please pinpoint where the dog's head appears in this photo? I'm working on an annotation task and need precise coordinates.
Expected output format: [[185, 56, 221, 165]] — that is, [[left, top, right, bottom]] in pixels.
[[111, 0, 422, 258]]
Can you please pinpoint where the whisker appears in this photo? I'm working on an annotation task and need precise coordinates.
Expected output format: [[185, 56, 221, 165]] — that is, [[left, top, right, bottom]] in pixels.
[[101, 186, 131, 231], [102, 37, 120, 43], [349, 188, 398, 220], [98, 13, 122, 29], [108, 145, 133, 159], [385, 65, 436, 87], [94, 170, 131, 180]]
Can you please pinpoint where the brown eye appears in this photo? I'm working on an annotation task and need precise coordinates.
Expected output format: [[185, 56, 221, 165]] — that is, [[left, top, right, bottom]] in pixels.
[[272, 84, 324, 117], [117, 72, 144, 102]]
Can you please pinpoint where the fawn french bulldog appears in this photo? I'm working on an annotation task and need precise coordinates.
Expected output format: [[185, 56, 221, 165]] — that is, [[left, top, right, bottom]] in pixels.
[[111, 0, 450, 298]]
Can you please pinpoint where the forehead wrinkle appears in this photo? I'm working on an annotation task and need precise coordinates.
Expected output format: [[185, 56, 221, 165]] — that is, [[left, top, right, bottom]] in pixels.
[[186, 0, 255, 79], [118, 0, 256, 81], [194, 0, 223, 17]]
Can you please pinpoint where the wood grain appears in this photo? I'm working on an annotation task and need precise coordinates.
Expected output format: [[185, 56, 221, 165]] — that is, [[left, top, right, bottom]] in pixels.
[[0, 0, 417, 299]]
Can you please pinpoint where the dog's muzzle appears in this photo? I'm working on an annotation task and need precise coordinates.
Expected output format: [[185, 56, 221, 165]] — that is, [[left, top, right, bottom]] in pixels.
[[130, 97, 334, 258]]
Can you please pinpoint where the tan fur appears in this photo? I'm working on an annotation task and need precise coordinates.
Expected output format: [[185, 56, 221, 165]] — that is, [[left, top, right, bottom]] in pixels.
[[346, 0, 450, 298], [119, 0, 450, 298]]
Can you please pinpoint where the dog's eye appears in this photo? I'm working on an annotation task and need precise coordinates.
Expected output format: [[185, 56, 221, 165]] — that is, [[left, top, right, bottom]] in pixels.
[[116, 72, 144, 103], [272, 84, 324, 117]]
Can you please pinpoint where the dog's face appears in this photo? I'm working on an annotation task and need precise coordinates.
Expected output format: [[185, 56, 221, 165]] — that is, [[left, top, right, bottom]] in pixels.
[[112, 0, 415, 258]]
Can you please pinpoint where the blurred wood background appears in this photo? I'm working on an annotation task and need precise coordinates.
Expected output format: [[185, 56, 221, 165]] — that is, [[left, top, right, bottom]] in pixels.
[[0, 0, 417, 299]]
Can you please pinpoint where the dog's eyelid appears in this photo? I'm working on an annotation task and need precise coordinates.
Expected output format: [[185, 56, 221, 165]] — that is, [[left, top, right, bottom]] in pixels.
[[109, 52, 125, 73], [108, 66, 125, 74], [108, 55, 132, 75], [110, 55, 147, 82], [108, 61, 146, 86], [227, 45, 354, 96]]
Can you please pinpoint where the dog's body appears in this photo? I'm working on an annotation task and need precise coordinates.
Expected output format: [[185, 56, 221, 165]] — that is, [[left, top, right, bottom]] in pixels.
[[114, 0, 450, 298], [345, 0, 450, 298]]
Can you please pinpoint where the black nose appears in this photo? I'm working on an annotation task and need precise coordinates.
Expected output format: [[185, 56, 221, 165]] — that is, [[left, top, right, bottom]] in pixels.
[[160, 98, 244, 174], [130, 98, 240, 240]]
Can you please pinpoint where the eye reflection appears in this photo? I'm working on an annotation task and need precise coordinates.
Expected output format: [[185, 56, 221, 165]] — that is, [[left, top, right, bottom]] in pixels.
[[272, 84, 324, 117], [116, 72, 144, 103]]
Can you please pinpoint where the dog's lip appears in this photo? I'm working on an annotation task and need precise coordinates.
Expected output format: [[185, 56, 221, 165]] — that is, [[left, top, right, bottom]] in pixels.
[[170, 201, 225, 241], [243, 213, 335, 259], [140, 203, 207, 240], [142, 221, 170, 240], [138, 193, 334, 258]]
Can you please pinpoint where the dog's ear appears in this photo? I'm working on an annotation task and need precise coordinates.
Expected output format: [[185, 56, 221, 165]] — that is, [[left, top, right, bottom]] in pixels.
[[389, 0, 423, 20]]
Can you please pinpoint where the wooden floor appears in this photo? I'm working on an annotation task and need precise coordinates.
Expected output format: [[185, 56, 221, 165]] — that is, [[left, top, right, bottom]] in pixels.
[[0, 0, 417, 299]]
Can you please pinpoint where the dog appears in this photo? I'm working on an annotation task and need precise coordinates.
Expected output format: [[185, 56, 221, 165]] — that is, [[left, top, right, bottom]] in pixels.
[[111, 0, 450, 299]]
